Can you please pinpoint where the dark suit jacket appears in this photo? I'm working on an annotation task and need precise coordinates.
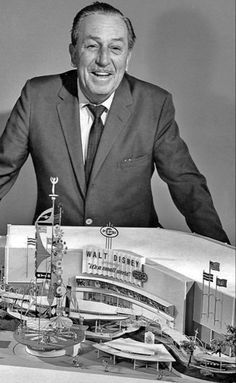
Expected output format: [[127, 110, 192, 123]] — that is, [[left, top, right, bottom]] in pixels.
[[0, 70, 229, 243]]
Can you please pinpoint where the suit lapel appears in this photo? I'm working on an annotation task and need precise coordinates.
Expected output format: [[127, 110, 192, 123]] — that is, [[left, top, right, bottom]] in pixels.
[[89, 76, 133, 184], [56, 71, 86, 198]]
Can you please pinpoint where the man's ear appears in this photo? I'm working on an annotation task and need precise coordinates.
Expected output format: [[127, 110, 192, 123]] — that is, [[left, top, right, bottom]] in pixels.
[[69, 43, 77, 67], [126, 51, 132, 72]]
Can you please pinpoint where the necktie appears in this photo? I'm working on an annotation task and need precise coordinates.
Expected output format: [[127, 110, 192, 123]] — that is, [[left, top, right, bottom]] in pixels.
[[85, 104, 107, 185]]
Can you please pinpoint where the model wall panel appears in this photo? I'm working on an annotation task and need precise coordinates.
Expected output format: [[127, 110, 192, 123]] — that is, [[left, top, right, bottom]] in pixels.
[[143, 263, 189, 332], [193, 281, 235, 335]]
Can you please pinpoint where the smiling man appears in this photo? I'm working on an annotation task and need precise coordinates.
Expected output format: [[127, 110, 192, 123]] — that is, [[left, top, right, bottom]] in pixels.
[[0, 2, 230, 244], [69, 12, 132, 104]]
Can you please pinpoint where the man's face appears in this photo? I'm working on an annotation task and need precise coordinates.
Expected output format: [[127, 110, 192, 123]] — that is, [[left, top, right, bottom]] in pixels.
[[69, 13, 131, 104]]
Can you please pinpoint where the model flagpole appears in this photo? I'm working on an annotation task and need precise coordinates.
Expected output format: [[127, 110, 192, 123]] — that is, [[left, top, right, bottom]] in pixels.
[[214, 277, 227, 326]]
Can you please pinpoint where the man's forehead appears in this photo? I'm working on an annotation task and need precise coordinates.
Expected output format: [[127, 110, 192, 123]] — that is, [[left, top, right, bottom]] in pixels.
[[80, 13, 128, 37]]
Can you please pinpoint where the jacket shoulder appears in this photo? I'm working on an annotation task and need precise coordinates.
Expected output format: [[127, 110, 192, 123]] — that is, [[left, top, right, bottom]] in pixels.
[[25, 70, 76, 94], [125, 73, 170, 99]]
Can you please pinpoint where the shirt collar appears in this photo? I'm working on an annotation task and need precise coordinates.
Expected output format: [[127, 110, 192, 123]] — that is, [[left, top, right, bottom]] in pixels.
[[77, 79, 114, 111]]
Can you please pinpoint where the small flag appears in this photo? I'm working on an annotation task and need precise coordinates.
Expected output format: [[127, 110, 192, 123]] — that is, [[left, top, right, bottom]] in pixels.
[[203, 271, 213, 282], [27, 237, 36, 246], [216, 278, 227, 288], [210, 261, 220, 271]]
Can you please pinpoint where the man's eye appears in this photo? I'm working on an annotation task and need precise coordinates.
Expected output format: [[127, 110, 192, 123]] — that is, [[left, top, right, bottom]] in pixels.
[[86, 44, 98, 49], [111, 46, 122, 53]]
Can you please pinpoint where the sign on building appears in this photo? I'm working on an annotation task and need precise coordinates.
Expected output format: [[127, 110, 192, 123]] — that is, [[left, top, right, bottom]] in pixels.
[[82, 247, 145, 286]]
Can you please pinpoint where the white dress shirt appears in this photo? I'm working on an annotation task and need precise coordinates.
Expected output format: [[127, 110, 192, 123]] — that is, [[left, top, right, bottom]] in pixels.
[[77, 81, 114, 163]]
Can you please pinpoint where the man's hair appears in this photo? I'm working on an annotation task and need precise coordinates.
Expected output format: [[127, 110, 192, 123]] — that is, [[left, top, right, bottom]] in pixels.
[[71, 1, 136, 50]]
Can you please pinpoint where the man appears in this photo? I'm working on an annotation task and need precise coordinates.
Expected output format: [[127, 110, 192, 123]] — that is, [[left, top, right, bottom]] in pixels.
[[0, 2, 230, 243]]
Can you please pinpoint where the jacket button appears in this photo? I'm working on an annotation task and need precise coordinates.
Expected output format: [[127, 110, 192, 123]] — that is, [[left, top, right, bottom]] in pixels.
[[85, 218, 93, 225]]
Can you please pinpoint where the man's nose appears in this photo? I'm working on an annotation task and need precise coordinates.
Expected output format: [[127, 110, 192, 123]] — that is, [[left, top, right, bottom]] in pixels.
[[96, 47, 110, 66]]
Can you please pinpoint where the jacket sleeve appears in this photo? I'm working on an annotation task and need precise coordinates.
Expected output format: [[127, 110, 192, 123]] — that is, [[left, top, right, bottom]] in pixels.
[[0, 82, 30, 199], [153, 93, 230, 244]]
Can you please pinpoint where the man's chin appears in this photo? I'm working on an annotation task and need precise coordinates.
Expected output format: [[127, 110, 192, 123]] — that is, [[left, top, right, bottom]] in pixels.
[[90, 83, 113, 93], [87, 86, 114, 101]]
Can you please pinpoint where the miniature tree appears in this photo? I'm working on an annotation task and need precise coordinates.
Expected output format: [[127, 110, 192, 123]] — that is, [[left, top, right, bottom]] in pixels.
[[224, 325, 236, 357], [211, 325, 236, 357], [102, 358, 110, 372], [210, 338, 224, 357], [181, 340, 196, 366]]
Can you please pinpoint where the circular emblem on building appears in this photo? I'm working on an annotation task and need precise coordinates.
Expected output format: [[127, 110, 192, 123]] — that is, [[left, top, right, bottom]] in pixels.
[[100, 225, 119, 238], [132, 270, 148, 283]]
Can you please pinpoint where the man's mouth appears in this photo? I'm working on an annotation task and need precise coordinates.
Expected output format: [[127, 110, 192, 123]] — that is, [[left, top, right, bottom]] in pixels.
[[91, 71, 112, 78]]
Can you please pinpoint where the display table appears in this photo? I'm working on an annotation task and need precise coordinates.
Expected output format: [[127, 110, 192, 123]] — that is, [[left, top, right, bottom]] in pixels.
[[0, 226, 235, 383]]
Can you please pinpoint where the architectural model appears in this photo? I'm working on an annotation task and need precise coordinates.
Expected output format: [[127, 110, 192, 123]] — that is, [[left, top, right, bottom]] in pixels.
[[0, 179, 235, 382]]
